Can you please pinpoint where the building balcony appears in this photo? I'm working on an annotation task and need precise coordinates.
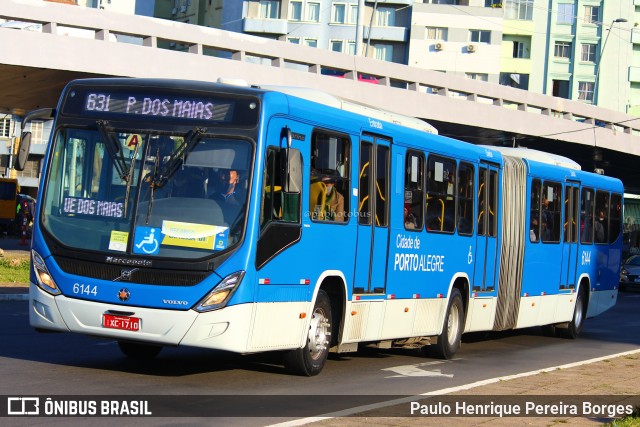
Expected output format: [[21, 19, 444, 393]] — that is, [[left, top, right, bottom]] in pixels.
[[30, 144, 48, 156], [630, 66, 640, 83], [366, 0, 413, 5], [364, 26, 407, 43], [242, 18, 287, 35]]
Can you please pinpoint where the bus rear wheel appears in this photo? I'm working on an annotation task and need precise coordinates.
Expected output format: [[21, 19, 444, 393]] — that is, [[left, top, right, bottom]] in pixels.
[[118, 341, 162, 360], [284, 290, 332, 376], [431, 288, 464, 359]]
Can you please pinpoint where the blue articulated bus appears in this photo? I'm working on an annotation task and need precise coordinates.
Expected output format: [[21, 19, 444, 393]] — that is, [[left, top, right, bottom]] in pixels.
[[17, 78, 623, 376]]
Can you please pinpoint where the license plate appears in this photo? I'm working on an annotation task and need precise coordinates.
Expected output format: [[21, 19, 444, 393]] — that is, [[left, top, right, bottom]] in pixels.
[[102, 314, 140, 331]]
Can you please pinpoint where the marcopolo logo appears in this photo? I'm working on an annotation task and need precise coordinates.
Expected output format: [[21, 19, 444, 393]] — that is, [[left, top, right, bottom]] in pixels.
[[7, 397, 40, 415]]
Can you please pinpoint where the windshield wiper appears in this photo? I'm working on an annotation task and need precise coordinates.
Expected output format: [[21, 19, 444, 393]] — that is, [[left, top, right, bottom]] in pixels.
[[96, 120, 128, 181], [151, 127, 206, 189]]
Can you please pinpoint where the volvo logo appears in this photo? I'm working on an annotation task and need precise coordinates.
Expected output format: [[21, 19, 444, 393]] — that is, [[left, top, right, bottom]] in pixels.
[[117, 288, 131, 302], [113, 268, 138, 282]]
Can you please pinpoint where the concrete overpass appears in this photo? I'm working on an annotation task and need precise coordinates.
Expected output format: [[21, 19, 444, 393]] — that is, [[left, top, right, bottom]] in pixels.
[[2, 0, 640, 192]]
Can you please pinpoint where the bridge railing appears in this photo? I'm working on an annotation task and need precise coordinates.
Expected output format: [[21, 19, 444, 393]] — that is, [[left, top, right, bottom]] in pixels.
[[1, 0, 638, 136]]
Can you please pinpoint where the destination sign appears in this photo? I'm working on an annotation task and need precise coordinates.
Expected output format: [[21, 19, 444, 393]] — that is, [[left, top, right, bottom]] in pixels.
[[61, 85, 259, 126], [84, 92, 233, 121]]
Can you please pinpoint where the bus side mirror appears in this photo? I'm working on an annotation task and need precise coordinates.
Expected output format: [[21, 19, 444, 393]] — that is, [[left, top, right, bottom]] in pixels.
[[14, 132, 32, 171]]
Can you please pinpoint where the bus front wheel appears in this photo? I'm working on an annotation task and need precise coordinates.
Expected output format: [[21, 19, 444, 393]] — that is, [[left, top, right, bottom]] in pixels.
[[431, 288, 464, 359], [284, 290, 332, 376], [118, 341, 162, 360]]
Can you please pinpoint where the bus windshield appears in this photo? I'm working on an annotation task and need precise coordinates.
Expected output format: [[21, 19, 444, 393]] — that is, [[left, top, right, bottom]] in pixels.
[[41, 127, 252, 259]]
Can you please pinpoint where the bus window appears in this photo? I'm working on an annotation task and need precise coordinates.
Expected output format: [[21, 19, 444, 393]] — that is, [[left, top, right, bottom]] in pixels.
[[564, 186, 579, 243], [375, 145, 389, 226], [609, 193, 622, 244], [594, 190, 610, 244], [488, 169, 498, 237], [309, 131, 350, 223], [457, 162, 474, 235], [426, 155, 456, 233], [404, 151, 424, 231], [478, 169, 486, 236], [580, 188, 594, 244], [359, 143, 372, 225], [529, 179, 541, 242], [541, 181, 561, 243]]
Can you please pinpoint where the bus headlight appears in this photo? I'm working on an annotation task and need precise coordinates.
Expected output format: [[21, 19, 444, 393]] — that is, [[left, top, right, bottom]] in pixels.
[[32, 250, 61, 296], [195, 271, 245, 312]]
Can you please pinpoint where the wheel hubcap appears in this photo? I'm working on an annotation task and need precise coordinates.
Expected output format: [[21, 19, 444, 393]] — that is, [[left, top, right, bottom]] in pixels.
[[447, 305, 460, 346], [307, 308, 330, 360]]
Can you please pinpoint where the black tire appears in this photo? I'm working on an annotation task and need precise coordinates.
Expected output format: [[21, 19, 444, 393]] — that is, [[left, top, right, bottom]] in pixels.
[[557, 290, 586, 339], [118, 341, 162, 360], [431, 288, 464, 359], [284, 290, 332, 376]]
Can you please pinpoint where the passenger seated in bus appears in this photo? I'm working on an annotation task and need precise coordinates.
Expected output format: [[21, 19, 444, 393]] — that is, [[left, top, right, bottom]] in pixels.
[[594, 209, 606, 243], [320, 174, 345, 222], [530, 216, 539, 241], [404, 206, 418, 229]]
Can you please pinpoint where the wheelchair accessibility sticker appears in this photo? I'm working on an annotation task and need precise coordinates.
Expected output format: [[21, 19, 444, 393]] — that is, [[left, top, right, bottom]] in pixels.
[[133, 226, 162, 255]]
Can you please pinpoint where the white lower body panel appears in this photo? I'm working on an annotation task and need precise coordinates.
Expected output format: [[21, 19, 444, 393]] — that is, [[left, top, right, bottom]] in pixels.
[[29, 283, 309, 354]]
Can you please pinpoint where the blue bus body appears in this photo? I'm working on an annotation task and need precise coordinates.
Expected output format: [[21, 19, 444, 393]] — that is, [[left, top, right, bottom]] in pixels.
[[25, 78, 623, 375]]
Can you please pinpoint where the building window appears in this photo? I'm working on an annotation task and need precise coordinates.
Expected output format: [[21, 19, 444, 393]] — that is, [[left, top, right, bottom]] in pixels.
[[581, 43, 596, 62], [578, 82, 594, 102], [375, 7, 395, 27], [332, 3, 346, 24], [466, 73, 488, 81], [307, 2, 320, 22], [557, 3, 574, 24], [259, 0, 280, 19], [0, 117, 11, 138], [348, 4, 358, 24], [288, 37, 300, 44], [30, 121, 44, 145], [583, 5, 599, 24], [469, 30, 490, 44], [426, 27, 447, 41], [330, 40, 343, 52], [305, 38, 318, 48], [505, 0, 533, 20], [346, 40, 356, 55], [554, 41, 571, 58], [290, 1, 302, 21], [513, 41, 526, 58], [374, 44, 393, 61]]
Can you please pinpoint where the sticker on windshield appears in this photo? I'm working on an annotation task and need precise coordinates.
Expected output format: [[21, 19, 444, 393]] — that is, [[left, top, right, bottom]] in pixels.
[[133, 226, 161, 255], [108, 230, 129, 252], [161, 220, 228, 250]]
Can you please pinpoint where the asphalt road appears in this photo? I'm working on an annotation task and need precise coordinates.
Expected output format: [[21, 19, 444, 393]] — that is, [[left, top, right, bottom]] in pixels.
[[0, 292, 639, 426]]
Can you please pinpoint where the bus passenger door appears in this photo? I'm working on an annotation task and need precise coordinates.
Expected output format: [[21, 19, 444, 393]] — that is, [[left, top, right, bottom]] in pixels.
[[561, 183, 580, 290], [473, 164, 499, 292], [353, 135, 391, 294]]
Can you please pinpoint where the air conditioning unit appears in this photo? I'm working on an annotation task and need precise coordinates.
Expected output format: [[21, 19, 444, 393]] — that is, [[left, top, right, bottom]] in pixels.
[[434, 42, 445, 51], [467, 44, 477, 53]]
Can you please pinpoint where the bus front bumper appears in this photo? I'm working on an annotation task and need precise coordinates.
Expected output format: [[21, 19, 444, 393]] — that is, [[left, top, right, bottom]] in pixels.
[[29, 283, 255, 353]]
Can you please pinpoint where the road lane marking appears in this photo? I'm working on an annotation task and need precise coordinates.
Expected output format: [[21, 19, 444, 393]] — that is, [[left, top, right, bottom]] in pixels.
[[266, 348, 640, 427]]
